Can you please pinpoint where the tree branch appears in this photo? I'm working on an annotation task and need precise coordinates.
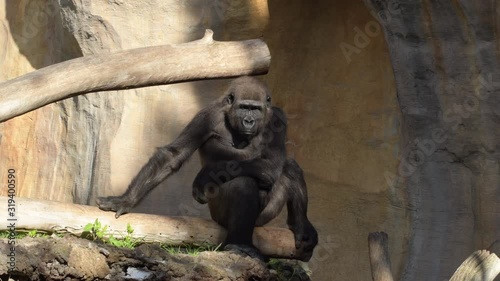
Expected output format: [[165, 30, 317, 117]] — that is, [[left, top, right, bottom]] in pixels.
[[0, 196, 309, 260], [0, 29, 271, 123]]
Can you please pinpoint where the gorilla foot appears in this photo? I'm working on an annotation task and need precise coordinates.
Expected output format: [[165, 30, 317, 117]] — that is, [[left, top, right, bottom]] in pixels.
[[223, 244, 268, 262], [289, 220, 318, 262], [96, 196, 133, 219]]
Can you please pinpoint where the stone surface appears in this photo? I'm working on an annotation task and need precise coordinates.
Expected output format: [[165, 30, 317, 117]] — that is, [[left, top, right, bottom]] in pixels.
[[0, 236, 110, 280], [363, 0, 500, 280], [263, 1, 404, 280], [0, 236, 297, 280], [3, 0, 482, 280]]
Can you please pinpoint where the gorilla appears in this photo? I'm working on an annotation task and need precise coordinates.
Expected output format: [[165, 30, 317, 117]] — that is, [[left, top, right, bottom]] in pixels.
[[97, 76, 318, 261]]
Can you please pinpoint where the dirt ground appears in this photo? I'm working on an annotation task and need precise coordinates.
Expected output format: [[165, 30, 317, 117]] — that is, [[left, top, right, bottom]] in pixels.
[[0, 236, 310, 281]]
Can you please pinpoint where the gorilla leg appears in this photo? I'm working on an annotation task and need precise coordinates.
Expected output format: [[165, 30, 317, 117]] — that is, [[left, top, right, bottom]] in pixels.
[[256, 159, 318, 261], [207, 176, 262, 247], [193, 159, 317, 261], [256, 159, 307, 226], [284, 160, 317, 255]]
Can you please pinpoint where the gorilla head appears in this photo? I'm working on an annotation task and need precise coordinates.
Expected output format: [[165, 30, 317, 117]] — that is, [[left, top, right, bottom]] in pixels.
[[224, 77, 272, 138]]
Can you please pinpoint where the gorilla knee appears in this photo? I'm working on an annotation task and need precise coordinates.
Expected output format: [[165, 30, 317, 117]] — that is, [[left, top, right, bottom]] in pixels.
[[227, 177, 259, 195]]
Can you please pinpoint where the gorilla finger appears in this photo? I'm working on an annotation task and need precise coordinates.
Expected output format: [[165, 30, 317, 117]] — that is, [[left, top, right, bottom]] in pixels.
[[193, 189, 208, 204], [195, 195, 208, 204], [115, 207, 129, 219], [96, 197, 106, 206], [304, 238, 318, 253], [294, 234, 303, 249]]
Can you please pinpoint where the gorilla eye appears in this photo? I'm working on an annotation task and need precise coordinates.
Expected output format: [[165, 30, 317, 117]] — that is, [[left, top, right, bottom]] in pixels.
[[266, 95, 271, 104], [227, 93, 235, 105]]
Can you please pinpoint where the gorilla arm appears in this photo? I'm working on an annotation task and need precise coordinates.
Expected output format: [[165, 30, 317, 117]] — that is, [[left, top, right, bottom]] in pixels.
[[97, 106, 216, 218], [241, 106, 289, 186], [199, 132, 263, 163]]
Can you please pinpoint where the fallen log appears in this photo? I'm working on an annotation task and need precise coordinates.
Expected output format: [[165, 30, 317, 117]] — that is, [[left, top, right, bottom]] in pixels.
[[0, 196, 307, 260], [0, 29, 270, 123], [449, 250, 500, 281], [368, 232, 394, 281]]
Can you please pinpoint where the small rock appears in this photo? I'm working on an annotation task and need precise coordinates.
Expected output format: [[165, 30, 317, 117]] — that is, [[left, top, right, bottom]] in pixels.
[[99, 247, 111, 257], [125, 267, 153, 280]]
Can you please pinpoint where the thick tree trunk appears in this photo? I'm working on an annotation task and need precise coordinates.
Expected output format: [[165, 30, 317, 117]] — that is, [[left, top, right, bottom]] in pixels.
[[0, 29, 270, 123], [0, 196, 309, 260], [363, 1, 500, 280]]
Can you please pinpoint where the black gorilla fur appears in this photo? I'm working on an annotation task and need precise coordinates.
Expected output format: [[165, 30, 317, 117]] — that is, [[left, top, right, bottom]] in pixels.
[[97, 76, 318, 261]]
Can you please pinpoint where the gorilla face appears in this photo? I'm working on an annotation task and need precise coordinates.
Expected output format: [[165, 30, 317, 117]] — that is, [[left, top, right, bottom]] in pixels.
[[225, 77, 272, 138]]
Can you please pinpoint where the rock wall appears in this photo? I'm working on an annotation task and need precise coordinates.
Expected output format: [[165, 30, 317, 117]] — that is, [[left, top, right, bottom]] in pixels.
[[363, 1, 500, 280], [263, 1, 405, 280], [0, 0, 460, 280]]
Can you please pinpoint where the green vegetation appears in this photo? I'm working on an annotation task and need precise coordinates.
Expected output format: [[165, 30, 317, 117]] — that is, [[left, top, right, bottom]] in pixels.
[[0, 229, 52, 239], [26, 229, 55, 238], [161, 241, 222, 256], [82, 218, 109, 241], [0, 219, 219, 255], [82, 219, 142, 249], [0, 223, 307, 279]]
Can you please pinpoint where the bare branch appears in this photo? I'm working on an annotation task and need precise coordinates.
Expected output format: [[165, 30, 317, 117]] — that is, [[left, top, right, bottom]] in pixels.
[[0, 29, 270, 122], [0, 196, 309, 260]]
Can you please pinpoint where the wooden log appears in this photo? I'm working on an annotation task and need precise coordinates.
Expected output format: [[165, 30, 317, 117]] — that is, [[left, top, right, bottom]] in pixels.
[[0, 196, 308, 260], [368, 232, 394, 281], [449, 250, 500, 281], [0, 29, 270, 123]]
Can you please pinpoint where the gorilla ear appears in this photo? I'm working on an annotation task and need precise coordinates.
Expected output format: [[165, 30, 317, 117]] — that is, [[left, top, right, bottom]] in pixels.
[[226, 92, 235, 105]]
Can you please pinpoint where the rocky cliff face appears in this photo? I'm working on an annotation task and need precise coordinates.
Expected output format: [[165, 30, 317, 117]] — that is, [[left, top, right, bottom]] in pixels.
[[363, 0, 500, 280], [3, 1, 495, 280]]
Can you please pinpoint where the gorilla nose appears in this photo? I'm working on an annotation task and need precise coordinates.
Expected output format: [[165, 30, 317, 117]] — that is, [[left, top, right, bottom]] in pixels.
[[243, 117, 255, 129]]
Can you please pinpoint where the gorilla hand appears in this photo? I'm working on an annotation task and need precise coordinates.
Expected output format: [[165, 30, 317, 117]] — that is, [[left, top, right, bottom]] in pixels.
[[254, 172, 275, 191], [192, 162, 227, 204], [96, 196, 134, 219], [192, 185, 208, 204]]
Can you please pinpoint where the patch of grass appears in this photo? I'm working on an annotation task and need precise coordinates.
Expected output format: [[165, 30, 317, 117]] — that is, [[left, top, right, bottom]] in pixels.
[[27, 229, 53, 238], [107, 223, 143, 249], [161, 241, 222, 256], [0, 229, 52, 239], [0, 220, 220, 256]]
